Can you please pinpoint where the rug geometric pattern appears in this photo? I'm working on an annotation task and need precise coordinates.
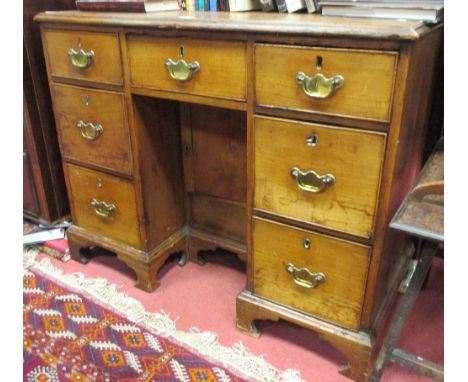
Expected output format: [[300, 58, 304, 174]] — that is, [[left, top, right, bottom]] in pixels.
[[24, 269, 246, 382]]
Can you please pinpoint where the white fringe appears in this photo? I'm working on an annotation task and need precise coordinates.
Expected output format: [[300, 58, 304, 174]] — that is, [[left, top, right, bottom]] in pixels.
[[23, 248, 305, 382]]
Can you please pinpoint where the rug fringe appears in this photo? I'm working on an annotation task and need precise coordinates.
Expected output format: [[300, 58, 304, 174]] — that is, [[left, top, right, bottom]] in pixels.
[[23, 249, 305, 382]]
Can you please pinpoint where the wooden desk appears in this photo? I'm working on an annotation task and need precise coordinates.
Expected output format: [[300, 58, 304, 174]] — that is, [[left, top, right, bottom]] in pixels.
[[35, 11, 442, 381]]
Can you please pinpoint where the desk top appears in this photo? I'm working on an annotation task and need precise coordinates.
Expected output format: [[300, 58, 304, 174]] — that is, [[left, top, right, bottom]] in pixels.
[[35, 10, 441, 41]]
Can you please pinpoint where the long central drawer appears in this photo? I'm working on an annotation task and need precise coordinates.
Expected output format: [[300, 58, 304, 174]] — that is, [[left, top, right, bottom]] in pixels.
[[128, 36, 247, 101]]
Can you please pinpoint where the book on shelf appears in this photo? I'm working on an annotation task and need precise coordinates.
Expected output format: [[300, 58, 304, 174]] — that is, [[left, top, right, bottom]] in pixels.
[[304, 0, 318, 13], [76, 0, 180, 12], [319, 1, 444, 23], [219, 0, 230, 10], [259, 0, 277, 12], [228, 0, 262, 11], [276, 0, 307, 13]]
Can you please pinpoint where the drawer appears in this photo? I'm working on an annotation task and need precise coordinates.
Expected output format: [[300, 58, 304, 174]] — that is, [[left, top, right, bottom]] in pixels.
[[66, 164, 141, 248], [43, 29, 123, 86], [253, 217, 370, 329], [255, 44, 397, 122], [128, 36, 246, 101], [254, 116, 386, 238], [52, 84, 132, 176]]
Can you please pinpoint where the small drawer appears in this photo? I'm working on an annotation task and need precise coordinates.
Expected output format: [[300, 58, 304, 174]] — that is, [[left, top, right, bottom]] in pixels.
[[254, 116, 386, 238], [253, 217, 370, 329], [66, 164, 141, 248], [43, 29, 123, 86], [128, 36, 246, 101], [52, 84, 132, 176], [255, 44, 397, 122]]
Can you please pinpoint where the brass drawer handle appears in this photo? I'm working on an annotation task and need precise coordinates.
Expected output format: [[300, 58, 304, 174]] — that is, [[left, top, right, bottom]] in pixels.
[[77, 120, 103, 140], [165, 58, 200, 81], [296, 72, 344, 99], [68, 48, 95, 69], [91, 198, 116, 218], [286, 263, 326, 289], [290, 167, 335, 193]]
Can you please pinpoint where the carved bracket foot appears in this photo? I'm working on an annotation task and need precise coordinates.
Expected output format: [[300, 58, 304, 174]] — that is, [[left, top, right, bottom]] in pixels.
[[236, 290, 279, 338], [236, 290, 374, 382]]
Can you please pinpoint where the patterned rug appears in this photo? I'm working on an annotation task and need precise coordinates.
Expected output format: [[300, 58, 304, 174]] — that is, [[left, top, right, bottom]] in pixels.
[[23, 250, 303, 382]]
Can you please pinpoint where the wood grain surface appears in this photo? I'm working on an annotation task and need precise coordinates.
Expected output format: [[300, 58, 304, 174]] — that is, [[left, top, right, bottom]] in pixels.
[[254, 116, 386, 239], [52, 84, 133, 175], [43, 29, 123, 85], [66, 164, 141, 248], [128, 36, 247, 101], [255, 44, 397, 122], [35, 11, 438, 41], [253, 217, 370, 329]]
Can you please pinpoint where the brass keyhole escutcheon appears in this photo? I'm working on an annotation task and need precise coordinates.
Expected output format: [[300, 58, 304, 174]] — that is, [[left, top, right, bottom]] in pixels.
[[306, 133, 319, 148], [303, 238, 311, 250], [179, 45, 185, 58], [316, 56, 323, 70]]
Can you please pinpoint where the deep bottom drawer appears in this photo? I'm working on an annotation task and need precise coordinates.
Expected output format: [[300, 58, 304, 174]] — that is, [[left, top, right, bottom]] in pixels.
[[66, 164, 141, 248], [253, 217, 370, 329]]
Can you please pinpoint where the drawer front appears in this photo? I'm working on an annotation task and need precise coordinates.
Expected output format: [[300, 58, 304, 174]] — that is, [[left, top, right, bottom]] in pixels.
[[255, 44, 397, 121], [43, 29, 123, 85], [254, 116, 386, 238], [53, 84, 132, 176], [128, 36, 246, 101], [66, 164, 140, 248], [253, 217, 370, 329]]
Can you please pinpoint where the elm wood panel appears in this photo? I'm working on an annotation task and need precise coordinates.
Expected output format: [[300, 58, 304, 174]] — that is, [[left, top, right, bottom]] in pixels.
[[37, 21, 403, 52], [190, 105, 247, 203], [34, 11, 437, 41], [52, 84, 133, 175], [253, 217, 370, 329], [42, 29, 123, 86], [66, 164, 141, 248], [255, 44, 397, 122], [361, 30, 443, 329], [254, 116, 386, 239], [128, 36, 247, 101], [191, 194, 246, 244], [132, 96, 186, 251]]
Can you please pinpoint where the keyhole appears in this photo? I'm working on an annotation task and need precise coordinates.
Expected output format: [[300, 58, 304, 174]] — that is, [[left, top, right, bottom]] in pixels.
[[83, 95, 90, 106], [303, 238, 311, 250], [97, 178, 103, 188], [179, 45, 185, 58], [77, 37, 82, 48], [306, 133, 319, 148], [316, 56, 323, 71]]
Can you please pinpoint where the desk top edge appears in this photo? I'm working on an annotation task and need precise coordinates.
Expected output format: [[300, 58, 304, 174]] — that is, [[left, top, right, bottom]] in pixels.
[[34, 10, 442, 41]]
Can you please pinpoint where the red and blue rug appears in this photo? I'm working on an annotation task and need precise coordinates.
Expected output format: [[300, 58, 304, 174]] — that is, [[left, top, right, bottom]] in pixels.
[[23, 250, 303, 382], [24, 268, 248, 382]]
